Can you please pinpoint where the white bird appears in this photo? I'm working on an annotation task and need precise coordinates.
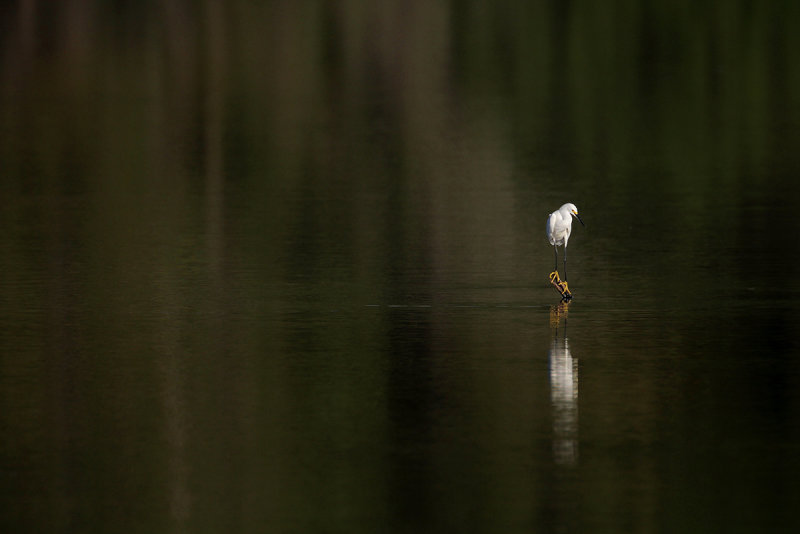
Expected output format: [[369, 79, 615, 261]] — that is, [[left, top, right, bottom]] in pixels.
[[546, 203, 585, 282]]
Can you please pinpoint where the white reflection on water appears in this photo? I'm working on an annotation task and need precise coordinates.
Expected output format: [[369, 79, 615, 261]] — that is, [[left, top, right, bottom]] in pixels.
[[549, 303, 578, 466]]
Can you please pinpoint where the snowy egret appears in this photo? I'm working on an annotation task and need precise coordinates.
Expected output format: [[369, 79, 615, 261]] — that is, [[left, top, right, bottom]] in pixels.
[[546, 203, 585, 287]]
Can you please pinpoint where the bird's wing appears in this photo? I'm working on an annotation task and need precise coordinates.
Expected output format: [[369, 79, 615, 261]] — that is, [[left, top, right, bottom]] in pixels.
[[546, 212, 557, 244]]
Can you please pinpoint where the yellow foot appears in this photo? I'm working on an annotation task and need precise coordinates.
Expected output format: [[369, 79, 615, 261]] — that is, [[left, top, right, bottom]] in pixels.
[[548, 271, 573, 300]]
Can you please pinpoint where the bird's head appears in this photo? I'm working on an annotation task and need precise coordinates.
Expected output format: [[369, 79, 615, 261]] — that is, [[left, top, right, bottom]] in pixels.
[[565, 203, 585, 227]]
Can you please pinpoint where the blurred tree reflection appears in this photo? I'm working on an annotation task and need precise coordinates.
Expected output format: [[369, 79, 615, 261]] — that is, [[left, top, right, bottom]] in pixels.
[[1, 1, 800, 531]]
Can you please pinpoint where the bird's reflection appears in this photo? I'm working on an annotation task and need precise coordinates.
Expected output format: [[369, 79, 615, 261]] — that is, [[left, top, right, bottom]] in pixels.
[[549, 302, 578, 466]]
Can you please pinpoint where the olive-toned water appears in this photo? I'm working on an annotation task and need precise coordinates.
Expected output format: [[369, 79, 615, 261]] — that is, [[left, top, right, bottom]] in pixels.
[[3, 2, 800, 532]]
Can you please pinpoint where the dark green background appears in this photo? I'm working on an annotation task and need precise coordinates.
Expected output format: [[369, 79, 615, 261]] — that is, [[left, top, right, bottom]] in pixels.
[[2, 2, 799, 532]]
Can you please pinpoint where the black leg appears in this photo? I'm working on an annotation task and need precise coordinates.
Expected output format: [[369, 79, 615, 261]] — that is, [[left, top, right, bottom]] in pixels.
[[563, 245, 568, 282], [553, 245, 558, 272]]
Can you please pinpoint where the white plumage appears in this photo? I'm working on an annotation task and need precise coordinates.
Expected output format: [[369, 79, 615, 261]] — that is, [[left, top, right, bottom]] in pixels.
[[546, 203, 584, 280]]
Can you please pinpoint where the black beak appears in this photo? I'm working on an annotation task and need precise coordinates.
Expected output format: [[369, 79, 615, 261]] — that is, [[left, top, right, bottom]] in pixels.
[[575, 213, 585, 227]]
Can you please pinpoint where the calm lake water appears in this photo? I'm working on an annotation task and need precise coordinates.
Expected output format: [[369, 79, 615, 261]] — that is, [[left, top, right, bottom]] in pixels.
[[3, 2, 800, 533]]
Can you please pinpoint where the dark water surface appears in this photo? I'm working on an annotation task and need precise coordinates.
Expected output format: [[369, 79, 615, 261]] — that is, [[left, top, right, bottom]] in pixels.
[[3, 2, 800, 533]]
